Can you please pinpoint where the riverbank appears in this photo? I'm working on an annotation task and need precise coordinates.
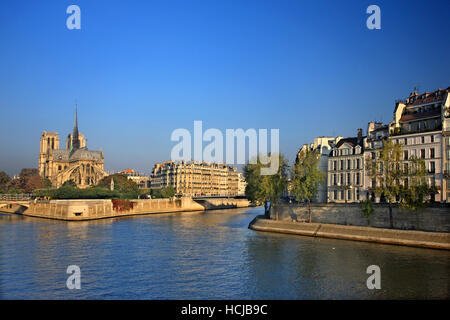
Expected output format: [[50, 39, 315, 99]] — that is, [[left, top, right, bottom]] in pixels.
[[0, 197, 250, 221], [249, 216, 450, 250]]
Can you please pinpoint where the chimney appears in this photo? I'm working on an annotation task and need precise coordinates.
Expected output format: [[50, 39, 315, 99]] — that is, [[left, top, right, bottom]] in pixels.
[[357, 128, 363, 144]]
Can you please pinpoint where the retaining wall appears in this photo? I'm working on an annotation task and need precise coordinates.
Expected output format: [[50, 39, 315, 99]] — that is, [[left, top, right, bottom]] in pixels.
[[271, 203, 450, 233], [249, 216, 450, 250]]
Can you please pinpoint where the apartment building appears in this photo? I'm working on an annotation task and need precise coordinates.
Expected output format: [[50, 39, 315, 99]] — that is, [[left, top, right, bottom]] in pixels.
[[327, 129, 366, 203], [390, 87, 450, 202], [297, 136, 341, 203], [364, 122, 389, 201], [151, 161, 240, 197]]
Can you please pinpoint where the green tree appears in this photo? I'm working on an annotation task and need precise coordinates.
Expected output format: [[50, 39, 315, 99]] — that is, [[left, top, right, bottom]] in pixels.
[[366, 139, 435, 228], [402, 156, 437, 210], [6, 168, 47, 193], [160, 186, 176, 198], [62, 179, 77, 187], [0, 171, 11, 192], [291, 148, 326, 223], [243, 154, 288, 219], [97, 174, 139, 198]]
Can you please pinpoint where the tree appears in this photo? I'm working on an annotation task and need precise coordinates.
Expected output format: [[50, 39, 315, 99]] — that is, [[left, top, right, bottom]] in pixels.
[[402, 156, 437, 210], [62, 179, 77, 187], [291, 148, 326, 223], [6, 168, 47, 193], [160, 186, 176, 198], [366, 139, 435, 228], [97, 174, 139, 198], [0, 171, 11, 192], [243, 154, 288, 219]]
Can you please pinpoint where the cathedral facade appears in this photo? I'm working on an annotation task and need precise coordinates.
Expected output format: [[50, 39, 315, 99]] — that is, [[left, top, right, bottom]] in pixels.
[[38, 108, 108, 188]]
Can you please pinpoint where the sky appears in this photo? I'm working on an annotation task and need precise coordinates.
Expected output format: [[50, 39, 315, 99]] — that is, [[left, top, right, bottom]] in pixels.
[[0, 0, 449, 177]]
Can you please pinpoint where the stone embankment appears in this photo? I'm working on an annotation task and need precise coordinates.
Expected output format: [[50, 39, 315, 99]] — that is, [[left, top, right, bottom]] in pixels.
[[0, 197, 249, 221], [249, 216, 450, 250]]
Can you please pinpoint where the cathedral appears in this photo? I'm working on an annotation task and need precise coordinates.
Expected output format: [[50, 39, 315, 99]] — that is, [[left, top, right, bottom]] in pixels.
[[38, 108, 108, 188]]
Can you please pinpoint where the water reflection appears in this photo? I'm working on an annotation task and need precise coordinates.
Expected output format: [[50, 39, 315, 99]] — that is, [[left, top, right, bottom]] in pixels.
[[0, 209, 449, 299]]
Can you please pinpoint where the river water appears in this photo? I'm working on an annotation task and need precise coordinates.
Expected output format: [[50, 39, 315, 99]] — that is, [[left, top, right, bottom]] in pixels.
[[0, 207, 448, 299]]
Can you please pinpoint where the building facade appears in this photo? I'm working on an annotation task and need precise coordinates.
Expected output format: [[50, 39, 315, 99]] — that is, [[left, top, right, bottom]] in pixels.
[[363, 121, 389, 201], [390, 87, 449, 202], [151, 161, 240, 197], [39, 108, 107, 188], [297, 136, 341, 203], [237, 172, 247, 196], [327, 129, 366, 203]]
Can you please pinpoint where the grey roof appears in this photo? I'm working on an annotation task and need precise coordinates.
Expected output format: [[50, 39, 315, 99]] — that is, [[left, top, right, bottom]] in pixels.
[[51, 148, 103, 162]]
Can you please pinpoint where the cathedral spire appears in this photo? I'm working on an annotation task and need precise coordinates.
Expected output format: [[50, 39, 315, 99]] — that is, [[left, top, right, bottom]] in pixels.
[[72, 105, 80, 150]]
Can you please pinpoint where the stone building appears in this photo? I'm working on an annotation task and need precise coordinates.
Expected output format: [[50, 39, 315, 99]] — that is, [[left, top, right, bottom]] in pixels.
[[389, 87, 450, 202], [237, 172, 247, 196], [297, 136, 341, 203], [327, 129, 366, 203], [151, 161, 240, 197], [363, 121, 389, 202], [38, 108, 107, 188]]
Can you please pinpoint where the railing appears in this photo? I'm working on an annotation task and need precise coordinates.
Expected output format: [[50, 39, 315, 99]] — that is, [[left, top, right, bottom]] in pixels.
[[0, 194, 33, 201]]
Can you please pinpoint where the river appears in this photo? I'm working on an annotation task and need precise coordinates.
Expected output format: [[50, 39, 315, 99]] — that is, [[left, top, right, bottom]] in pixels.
[[0, 207, 448, 299]]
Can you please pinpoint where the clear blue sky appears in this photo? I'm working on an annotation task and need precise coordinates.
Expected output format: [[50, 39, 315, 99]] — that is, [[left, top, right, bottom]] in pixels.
[[0, 0, 449, 176]]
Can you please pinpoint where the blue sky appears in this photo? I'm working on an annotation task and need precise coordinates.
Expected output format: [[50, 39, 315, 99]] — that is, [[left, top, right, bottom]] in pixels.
[[0, 0, 449, 176]]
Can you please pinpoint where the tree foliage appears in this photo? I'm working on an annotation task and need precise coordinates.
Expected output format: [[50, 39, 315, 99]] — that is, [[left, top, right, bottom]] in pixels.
[[150, 186, 176, 198], [0, 171, 11, 192], [243, 154, 288, 218], [97, 173, 139, 198], [291, 148, 326, 222], [2, 168, 48, 193], [366, 139, 436, 227]]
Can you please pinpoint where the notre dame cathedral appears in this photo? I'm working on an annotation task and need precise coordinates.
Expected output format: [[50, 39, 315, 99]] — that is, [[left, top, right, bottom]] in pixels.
[[38, 108, 108, 188]]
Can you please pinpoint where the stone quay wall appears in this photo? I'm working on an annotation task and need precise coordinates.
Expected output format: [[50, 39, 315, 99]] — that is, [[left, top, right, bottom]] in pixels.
[[0, 197, 249, 221], [194, 198, 250, 210], [270, 203, 450, 233], [249, 216, 450, 250]]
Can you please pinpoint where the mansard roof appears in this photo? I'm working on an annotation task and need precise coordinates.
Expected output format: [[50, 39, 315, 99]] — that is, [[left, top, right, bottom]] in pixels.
[[334, 137, 364, 149]]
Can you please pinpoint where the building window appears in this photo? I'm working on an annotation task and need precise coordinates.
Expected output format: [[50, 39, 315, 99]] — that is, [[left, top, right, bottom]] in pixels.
[[431, 135, 434, 143], [404, 138, 408, 145], [347, 173, 351, 185], [356, 159, 360, 169], [403, 150, 408, 160], [340, 160, 344, 170], [356, 172, 360, 185], [334, 190, 337, 200], [356, 189, 360, 200], [347, 159, 351, 170], [430, 162, 435, 174], [421, 149, 425, 159], [421, 136, 425, 144], [430, 148, 435, 159]]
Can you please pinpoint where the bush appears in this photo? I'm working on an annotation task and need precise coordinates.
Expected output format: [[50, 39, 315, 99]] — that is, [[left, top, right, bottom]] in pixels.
[[361, 199, 374, 218]]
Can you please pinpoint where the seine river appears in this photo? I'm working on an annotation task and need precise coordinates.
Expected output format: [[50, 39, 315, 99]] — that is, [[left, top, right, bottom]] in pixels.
[[0, 207, 449, 299]]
